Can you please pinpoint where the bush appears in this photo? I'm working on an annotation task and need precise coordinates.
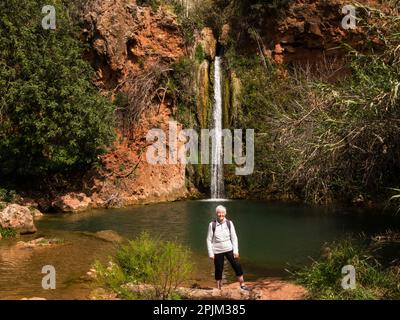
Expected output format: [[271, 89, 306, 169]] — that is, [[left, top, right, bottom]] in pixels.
[[224, 2, 400, 204], [136, 0, 162, 11], [0, 227, 17, 239], [0, 188, 18, 203], [0, 0, 115, 177], [135, 0, 189, 16], [93, 232, 193, 300], [166, 57, 197, 128], [195, 44, 205, 62], [294, 239, 400, 300]]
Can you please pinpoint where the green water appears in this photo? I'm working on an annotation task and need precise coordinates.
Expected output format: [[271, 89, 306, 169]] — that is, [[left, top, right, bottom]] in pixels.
[[1, 200, 399, 299]]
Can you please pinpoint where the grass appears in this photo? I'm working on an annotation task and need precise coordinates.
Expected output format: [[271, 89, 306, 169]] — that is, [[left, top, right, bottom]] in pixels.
[[92, 232, 193, 300], [0, 227, 17, 239], [294, 238, 400, 300]]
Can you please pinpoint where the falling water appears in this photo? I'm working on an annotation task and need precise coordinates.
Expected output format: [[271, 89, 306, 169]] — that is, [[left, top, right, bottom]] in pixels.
[[211, 56, 225, 199]]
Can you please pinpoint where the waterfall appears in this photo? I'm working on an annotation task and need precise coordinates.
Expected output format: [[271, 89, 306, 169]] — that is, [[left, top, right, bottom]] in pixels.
[[211, 56, 225, 199]]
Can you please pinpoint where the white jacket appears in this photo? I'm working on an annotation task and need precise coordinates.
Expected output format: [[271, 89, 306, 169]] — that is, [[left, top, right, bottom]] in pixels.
[[206, 219, 239, 257]]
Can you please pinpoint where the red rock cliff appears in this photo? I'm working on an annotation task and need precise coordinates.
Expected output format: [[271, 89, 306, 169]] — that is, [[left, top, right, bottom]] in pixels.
[[78, 0, 189, 208]]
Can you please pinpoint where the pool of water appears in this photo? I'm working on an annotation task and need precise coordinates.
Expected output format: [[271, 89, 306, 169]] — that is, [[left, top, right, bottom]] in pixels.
[[1, 200, 399, 299]]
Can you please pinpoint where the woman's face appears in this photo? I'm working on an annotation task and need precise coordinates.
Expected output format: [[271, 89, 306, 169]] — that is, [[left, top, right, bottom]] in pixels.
[[216, 210, 226, 222]]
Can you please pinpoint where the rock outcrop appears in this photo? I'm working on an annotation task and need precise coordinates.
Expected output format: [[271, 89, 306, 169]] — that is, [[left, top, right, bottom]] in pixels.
[[52, 192, 92, 213], [78, 0, 189, 209], [87, 103, 188, 208], [29, 207, 43, 219], [90, 278, 307, 300], [197, 27, 217, 60], [175, 279, 306, 300], [219, 24, 230, 46], [234, 0, 385, 64], [0, 204, 37, 234], [82, 0, 184, 90]]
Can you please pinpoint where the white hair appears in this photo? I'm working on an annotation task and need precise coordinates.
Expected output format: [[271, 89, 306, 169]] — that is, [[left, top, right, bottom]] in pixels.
[[215, 205, 227, 214]]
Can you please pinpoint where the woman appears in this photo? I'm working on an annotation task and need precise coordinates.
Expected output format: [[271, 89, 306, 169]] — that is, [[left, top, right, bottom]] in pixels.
[[206, 205, 249, 290]]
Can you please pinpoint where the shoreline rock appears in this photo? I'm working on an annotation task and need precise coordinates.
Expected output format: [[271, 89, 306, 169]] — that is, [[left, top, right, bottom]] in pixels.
[[52, 192, 92, 213], [15, 237, 65, 248], [81, 230, 124, 243], [0, 204, 37, 235], [89, 278, 307, 300]]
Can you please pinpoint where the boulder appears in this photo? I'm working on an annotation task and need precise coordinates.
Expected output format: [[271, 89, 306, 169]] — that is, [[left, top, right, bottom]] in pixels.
[[94, 230, 124, 243], [52, 192, 92, 213], [0, 204, 37, 234], [30, 207, 44, 219]]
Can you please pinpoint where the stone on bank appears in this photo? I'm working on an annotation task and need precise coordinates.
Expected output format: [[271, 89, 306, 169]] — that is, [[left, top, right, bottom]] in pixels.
[[0, 204, 37, 235]]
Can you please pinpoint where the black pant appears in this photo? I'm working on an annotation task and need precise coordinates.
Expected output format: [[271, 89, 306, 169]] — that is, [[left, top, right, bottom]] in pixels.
[[214, 250, 243, 281]]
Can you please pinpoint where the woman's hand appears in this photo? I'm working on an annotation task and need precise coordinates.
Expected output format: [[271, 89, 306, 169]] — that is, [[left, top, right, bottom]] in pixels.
[[209, 256, 214, 260], [234, 253, 239, 259]]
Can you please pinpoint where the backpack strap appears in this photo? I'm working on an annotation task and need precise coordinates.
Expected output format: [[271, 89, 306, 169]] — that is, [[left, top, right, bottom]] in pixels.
[[212, 220, 216, 242], [226, 219, 231, 234]]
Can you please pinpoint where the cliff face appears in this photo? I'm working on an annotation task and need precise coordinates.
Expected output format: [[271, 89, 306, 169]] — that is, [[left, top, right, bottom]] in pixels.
[[79, 0, 189, 208], [232, 0, 384, 65], [52, 0, 392, 210], [82, 0, 184, 90]]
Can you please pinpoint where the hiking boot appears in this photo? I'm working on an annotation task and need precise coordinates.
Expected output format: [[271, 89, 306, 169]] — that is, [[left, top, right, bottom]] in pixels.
[[240, 285, 250, 291]]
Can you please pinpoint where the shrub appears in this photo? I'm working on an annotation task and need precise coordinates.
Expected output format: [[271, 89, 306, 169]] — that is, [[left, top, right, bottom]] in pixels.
[[0, 227, 17, 239], [294, 239, 400, 300], [195, 44, 205, 62], [224, 2, 400, 204], [93, 232, 193, 300], [166, 57, 197, 128], [0, 188, 18, 203]]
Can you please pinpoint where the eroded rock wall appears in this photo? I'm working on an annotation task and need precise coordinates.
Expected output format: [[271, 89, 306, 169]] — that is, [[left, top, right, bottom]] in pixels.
[[79, 0, 188, 208]]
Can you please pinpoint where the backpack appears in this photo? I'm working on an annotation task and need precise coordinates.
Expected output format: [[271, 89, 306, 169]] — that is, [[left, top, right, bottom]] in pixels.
[[211, 219, 231, 242]]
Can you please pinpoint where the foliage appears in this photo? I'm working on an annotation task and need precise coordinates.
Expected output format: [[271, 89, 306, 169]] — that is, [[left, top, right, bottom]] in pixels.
[[295, 239, 400, 300], [117, 61, 171, 137], [168, 0, 228, 46], [0, 188, 18, 203], [225, 3, 400, 204], [0, 0, 116, 177], [93, 232, 193, 300], [195, 44, 205, 62], [166, 57, 198, 128], [0, 227, 17, 239], [136, 0, 163, 11]]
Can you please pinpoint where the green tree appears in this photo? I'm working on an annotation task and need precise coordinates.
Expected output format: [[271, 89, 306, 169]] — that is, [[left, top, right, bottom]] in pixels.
[[0, 0, 115, 177]]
